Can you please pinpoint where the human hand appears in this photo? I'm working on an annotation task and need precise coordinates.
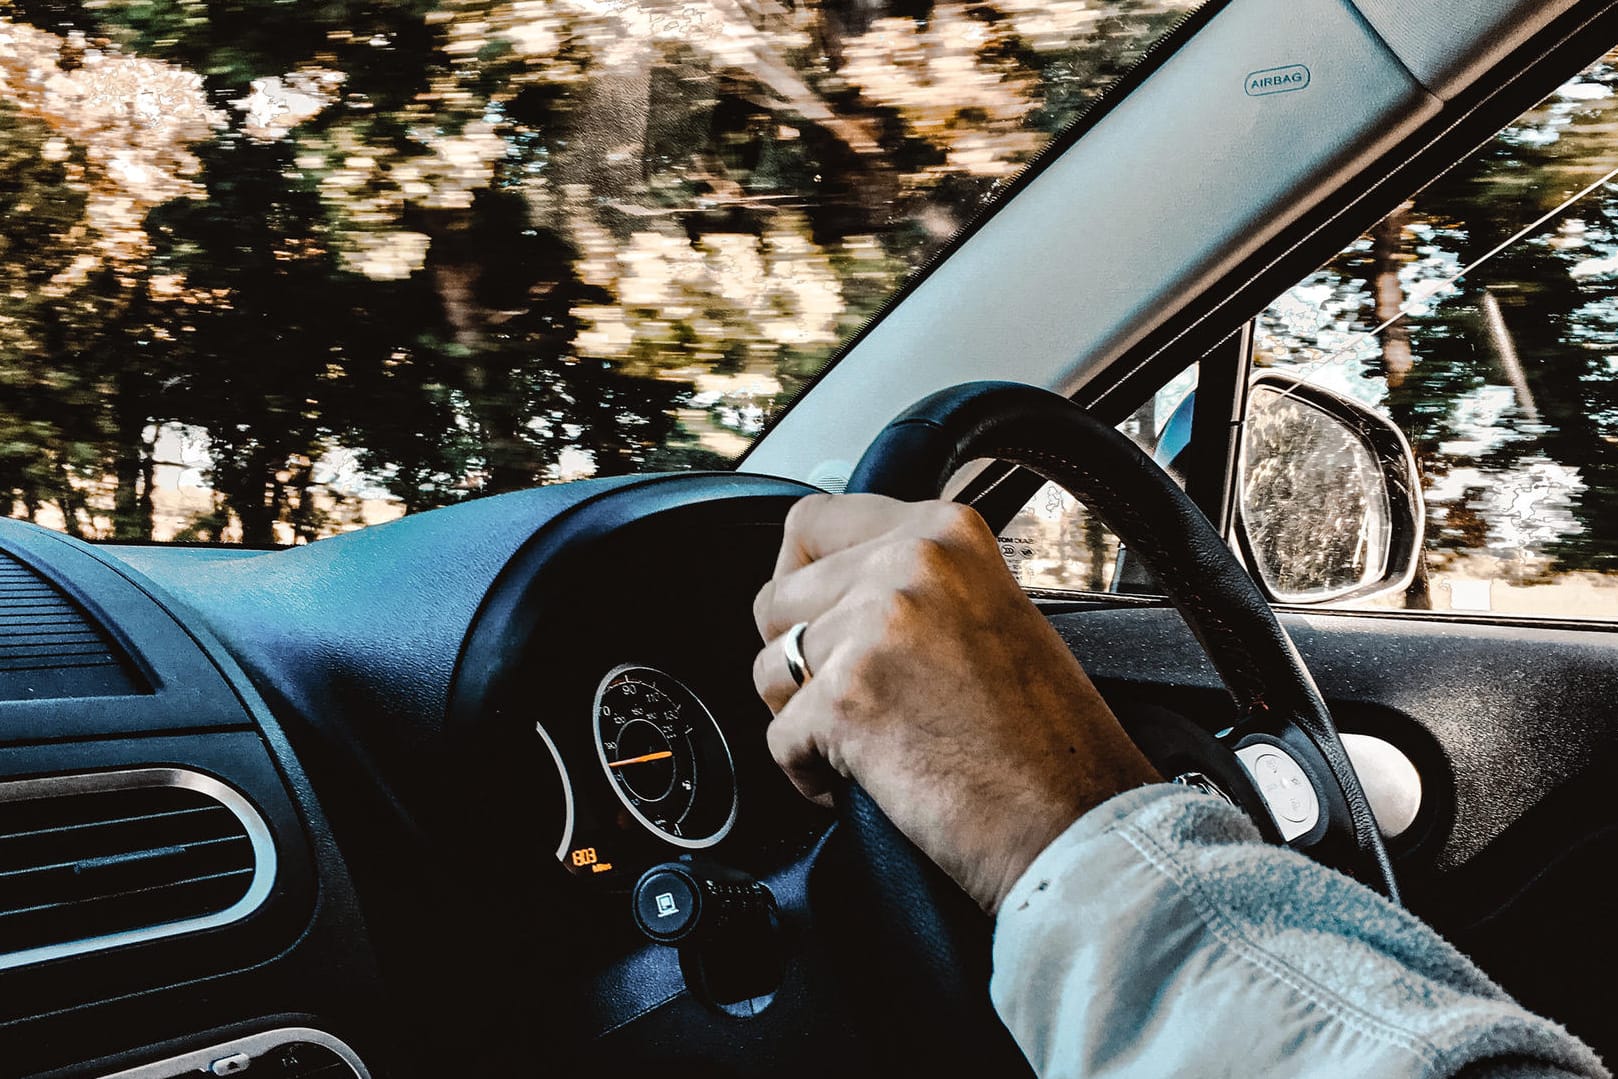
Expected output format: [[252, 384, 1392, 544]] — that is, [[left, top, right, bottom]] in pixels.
[[752, 493, 1160, 914]]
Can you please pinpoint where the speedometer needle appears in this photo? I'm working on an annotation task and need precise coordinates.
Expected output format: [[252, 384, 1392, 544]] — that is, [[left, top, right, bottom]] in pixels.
[[608, 750, 674, 768]]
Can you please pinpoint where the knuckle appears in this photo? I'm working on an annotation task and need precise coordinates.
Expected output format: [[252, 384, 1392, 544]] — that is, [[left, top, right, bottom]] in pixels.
[[931, 501, 990, 550], [819, 653, 859, 706], [750, 646, 773, 698], [834, 649, 890, 715], [881, 585, 924, 634], [751, 580, 774, 635], [926, 499, 978, 536], [783, 492, 828, 538], [899, 535, 952, 581]]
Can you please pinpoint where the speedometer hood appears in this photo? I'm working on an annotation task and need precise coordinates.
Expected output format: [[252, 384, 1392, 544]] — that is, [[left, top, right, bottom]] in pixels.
[[103, 472, 808, 826]]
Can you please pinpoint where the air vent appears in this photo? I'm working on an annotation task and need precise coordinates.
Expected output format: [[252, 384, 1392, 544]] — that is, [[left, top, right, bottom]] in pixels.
[[0, 549, 139, 700], [99, 1028, 370, 1078], [0, 769, 273, 970]]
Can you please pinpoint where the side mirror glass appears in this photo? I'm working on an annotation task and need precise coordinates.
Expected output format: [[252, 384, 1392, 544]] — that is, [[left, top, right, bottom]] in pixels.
[[1236, 373, 1424, 604]]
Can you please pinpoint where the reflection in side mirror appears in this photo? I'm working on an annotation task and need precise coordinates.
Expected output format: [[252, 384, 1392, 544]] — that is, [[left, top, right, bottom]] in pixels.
[[1242, 388, 1392, 599], [1237, 374, 1424, 604]]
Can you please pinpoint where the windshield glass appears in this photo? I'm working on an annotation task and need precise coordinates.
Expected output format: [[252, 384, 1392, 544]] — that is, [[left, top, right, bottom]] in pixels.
[[0, 0, 1196, 545]]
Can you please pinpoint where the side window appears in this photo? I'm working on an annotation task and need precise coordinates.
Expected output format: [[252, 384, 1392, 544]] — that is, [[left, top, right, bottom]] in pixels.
[[997, 366, 1197, 592], [1255, 45, 1618, 619]]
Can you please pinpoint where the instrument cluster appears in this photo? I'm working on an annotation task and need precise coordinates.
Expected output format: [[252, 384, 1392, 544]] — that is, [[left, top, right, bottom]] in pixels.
[[540, 663, 739, 887]]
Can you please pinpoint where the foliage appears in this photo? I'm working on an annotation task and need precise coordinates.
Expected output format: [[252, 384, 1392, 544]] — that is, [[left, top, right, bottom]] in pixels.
[[0, 0, 1194, 542], [1257, 48, 1618, 585]]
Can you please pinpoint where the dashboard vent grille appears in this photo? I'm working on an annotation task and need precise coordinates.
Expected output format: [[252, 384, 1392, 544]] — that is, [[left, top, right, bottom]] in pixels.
[[235, 1039, 359, 1077], [0, 769, 272, 970], [99, 1028, 369, 1079], [0, 549, 138, 699]]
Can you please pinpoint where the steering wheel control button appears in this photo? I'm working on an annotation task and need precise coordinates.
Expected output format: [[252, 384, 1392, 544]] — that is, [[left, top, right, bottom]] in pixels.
[[208, 1053, 252, 1076], [632, 860, 778, 944], [1234, 743, 1321, 843], [632, 860, 785, 1012], [634, 866, 701, 943]]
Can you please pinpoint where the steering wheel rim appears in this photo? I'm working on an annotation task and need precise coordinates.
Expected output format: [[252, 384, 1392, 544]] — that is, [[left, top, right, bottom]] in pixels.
[[834, 379, 1397, 1069]]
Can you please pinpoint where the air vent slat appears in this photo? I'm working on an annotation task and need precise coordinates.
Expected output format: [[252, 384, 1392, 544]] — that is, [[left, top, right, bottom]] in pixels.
[[0, 869, 254, 954], [1, 803, 222, 843], [0, 772, 267, 967], [0, 655, 122, 673], [0, 835, 250, 910], [0, 654, 122, 664], [0, 605, 83, 621], [0, 640, 122, 658], [0, 865, 252, 921], [0, 831, 239, 875], [0, 803, 238, 872], [0, 627, 106, 642], [0, 621, 91, 635]]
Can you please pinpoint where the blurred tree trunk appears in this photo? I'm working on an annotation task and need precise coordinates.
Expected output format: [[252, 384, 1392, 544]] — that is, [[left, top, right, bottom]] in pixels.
[[1085, 514, 1107, 591], [1404, 552, 1433, 610], [110, 368, 154, 540], [1367, 200, 1432, 608], [287, 458, 322, 544], [1370, 202, 1414, 389], [230, 452, 277, 547], [138, 442, 155, 535], [111, 444, 144, 539], [54, 462, 86, 539]]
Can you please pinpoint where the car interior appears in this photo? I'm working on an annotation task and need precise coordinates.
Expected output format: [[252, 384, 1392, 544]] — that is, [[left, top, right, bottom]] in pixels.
[[3, 0, 1618, 1076]]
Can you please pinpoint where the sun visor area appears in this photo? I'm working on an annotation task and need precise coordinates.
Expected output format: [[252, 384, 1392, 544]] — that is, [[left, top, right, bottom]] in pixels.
[[744, 0, 1441, 483], [1350, 0, 1581, 100]]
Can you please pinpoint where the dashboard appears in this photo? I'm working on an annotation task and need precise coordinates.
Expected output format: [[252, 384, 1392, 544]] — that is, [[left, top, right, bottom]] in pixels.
[[2, 464, 1611, 1076], [0, 472, 855, 1078]]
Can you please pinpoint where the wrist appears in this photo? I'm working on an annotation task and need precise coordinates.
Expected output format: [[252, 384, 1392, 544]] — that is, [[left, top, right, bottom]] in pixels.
[[984, 751, 1162, 915]]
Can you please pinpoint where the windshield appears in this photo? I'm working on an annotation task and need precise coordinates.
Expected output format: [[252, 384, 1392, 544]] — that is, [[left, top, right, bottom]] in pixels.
[[0, 0, 1196, 545]]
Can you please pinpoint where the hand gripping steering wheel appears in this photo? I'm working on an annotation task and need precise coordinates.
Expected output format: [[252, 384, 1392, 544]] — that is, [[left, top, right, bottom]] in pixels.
[[831, 381, 1397, 1074]]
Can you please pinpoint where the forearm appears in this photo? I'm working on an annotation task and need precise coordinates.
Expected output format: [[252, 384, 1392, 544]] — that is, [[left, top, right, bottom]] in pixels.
[[990, 785, 1607, 1079]]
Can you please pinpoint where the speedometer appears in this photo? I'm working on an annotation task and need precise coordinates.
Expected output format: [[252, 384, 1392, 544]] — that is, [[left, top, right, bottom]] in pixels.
[[593, 664, 737, 848]]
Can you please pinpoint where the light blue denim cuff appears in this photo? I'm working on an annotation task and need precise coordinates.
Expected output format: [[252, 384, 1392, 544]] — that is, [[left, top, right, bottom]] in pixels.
[[996, 782, 1243, 923]]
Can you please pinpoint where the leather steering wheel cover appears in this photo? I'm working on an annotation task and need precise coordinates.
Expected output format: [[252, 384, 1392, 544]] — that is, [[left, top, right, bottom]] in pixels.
[[845, 380, 1397, 897]]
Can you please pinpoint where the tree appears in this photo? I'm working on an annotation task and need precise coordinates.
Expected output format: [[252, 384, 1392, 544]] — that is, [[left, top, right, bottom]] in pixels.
[[1256, 49, 1618, 585], [0, 0, 1206, 542]]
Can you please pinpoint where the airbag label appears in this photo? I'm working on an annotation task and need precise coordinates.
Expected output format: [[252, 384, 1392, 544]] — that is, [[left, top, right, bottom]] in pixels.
[[1246, 64, 1311, 96]]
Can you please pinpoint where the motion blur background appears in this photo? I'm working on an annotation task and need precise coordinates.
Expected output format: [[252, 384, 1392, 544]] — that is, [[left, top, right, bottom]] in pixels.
[[0, 0, 1196, 544], [1, 1, 1616, 619]]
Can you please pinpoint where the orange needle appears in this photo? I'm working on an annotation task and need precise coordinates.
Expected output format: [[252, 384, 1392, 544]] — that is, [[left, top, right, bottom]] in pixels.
[[608, 750, 674, 768]]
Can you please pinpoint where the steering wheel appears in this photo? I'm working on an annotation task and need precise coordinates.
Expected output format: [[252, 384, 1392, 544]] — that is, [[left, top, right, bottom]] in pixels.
[[833, 380, 1397, 1073]]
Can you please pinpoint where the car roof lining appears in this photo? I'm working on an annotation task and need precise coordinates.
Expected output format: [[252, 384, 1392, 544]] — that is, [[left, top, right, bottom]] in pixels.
[[742, 0, 1582, 486]]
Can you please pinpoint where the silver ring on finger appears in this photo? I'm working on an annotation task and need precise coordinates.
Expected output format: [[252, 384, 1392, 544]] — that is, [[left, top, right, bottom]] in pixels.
[[783, 621, 813, 688]]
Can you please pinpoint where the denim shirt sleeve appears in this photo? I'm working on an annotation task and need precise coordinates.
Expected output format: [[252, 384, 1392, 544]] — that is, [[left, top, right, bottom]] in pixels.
[[990, 784, 1609, 1079]]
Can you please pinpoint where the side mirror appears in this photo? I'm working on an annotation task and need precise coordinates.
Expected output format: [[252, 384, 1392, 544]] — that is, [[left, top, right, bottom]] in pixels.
[[1235, 372, 1424, 604]]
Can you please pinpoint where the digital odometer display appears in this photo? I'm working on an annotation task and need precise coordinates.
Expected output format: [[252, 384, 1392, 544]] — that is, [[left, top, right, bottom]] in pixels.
[[592, 665, 737, 849]]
